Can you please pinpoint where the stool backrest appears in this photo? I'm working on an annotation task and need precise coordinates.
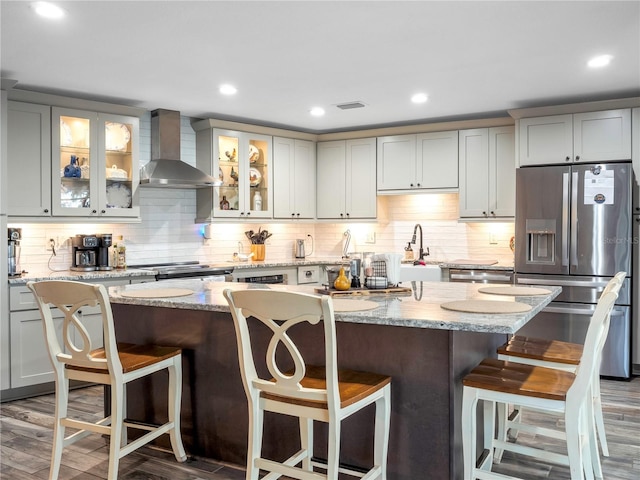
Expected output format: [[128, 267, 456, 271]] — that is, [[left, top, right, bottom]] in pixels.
[[223, 289, 340, 412], [568, 289, 618, 403], [27, 280, 121, 375]]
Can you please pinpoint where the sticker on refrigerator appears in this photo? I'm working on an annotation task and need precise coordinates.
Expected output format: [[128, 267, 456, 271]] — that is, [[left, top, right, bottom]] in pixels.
[[584, 170, 614, 205]]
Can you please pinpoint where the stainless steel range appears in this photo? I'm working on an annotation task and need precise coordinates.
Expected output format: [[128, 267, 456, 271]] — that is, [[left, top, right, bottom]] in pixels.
[[131, 261, 234, 281]]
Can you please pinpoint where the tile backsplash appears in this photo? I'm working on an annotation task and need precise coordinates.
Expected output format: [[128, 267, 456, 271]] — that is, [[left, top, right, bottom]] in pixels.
[[9, 114, 515, 271]]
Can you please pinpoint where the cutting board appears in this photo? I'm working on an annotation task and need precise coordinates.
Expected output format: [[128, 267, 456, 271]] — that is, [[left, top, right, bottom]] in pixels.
[[314, 286, 412, 296], [450, 259, 498, 266]]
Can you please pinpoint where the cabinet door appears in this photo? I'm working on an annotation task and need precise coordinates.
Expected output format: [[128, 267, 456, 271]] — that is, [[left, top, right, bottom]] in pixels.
[[316, 141, 346, 219], [518, 114, 573, 166], [416, 131, 458, 189], [293, 139, 316, 218], [459, 128, 489, 218], [489, 126, 515, 217], [99, 113, 140, 218], [7, 102, 52, 216], [213, 129, 243, 217], [573, 109, 631, 162], [10, 310, 63, 388], [52, 107, 99, 216], [376, 135, 416, 191], [633, 108, 640, 186], [245, 133, 272, 218], [273, 138, 315, 219], [346, 138, 377, 218]]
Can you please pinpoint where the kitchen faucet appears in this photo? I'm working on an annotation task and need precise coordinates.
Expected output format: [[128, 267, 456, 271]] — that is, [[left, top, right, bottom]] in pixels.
[[411, 223, 430, 265]]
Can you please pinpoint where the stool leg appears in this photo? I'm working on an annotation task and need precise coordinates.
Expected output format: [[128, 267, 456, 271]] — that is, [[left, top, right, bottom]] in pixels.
[[108, 382, 124, 480], [494, 402, 508, 463], [374, 385, 391, 480], [246, 400, 263, 480], [327, 417, 341, 479], [483, 399, 496, 466], [462, 387, 479, 480], [48, 376, 68, 480], [565, 408, 586, 480], [168, 355, 187, 462], [299, 417, 313, 471], [585, 392, 603, 480]]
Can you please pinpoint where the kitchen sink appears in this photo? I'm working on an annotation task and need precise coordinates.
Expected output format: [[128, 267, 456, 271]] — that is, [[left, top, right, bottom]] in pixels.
[[399, 264, 442, 282]]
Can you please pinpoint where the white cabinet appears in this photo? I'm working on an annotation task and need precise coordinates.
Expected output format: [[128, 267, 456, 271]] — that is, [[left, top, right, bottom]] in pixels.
[[273, 137, 316, 219], [7, 278, 143, 389], [196, 127, 272, 221], [377, 131, 458, 193], [519, 109, 631, 166], [51, 107, 140, 218], [316, 138, 376, 219], [632, 108, 639, 184], [7, 101, 52, 216], [459, 126, 515, 219]]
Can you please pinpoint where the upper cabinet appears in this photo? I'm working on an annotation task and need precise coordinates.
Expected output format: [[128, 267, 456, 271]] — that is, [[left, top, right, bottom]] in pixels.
[[52, 107, 140, 218], [316, 138, 377, 219], [459, 126, 515, 219], [7, 102, 52, 216], [632, 108, 639, 185], [518, 109, 632, 166], [377, 131, 458, 193], [196, 127, 272, 221], [273, 137, 316, 219]]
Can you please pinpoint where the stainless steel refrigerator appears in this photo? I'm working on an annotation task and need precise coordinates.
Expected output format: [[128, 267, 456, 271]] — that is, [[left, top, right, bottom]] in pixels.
[[514, 162, 635, 378]]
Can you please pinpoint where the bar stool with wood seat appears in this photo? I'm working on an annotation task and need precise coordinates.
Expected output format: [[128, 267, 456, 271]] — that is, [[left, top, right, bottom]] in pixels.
[[28, 280, 187, 480], [495, 271, 626, 459], [462, 288, 618, 480], [223, 288, 392, 480]]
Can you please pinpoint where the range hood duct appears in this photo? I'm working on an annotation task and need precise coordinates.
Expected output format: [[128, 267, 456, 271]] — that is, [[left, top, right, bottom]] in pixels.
[[139, 109, 218, 188]]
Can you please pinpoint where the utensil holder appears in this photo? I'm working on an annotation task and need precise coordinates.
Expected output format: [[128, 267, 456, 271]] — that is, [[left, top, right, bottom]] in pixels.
[[251, 244, 265, 261]]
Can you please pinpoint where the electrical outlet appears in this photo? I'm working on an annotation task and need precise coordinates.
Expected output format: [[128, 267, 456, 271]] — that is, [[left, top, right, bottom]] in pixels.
[[489, 233, 498, 245], [365, 231, 376, 244], [46, 237, 57, 251]]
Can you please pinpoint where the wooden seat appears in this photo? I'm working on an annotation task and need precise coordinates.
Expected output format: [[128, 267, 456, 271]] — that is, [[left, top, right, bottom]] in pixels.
[[223, 288, 392, 480], [496, 272, 626, 458], [462, 288, 619, 480], [27, 280, 187, 480]]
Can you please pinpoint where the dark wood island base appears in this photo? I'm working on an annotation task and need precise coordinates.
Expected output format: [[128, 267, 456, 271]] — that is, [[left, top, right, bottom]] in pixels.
[[111, 303, 506, 480]]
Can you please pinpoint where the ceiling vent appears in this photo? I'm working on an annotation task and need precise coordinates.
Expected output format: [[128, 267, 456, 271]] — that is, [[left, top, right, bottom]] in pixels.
[[336, 101, 366, 110]]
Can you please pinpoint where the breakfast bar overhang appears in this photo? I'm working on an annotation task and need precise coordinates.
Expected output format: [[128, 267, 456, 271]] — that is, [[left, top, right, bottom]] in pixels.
[[108, 280, 560, 480]]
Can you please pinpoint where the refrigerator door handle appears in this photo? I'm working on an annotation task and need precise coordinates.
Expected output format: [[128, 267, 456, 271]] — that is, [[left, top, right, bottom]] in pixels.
[[562, 172, 570, 267], [570, 171, 579, 267], [544, 305, 626, 317], [517, 277, 615, 288]]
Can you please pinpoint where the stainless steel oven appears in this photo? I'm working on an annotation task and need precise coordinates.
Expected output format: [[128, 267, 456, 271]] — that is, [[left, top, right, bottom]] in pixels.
[[130, 262, 234, 281], [447, 268, 513, 284]]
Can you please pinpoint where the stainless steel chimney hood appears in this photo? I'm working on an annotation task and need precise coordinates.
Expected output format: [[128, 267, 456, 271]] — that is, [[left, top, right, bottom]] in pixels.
[[139, 109, 219, 188]]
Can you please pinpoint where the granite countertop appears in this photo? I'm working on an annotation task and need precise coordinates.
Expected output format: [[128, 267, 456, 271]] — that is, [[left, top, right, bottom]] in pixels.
[[8, 268, 156, 285], [226, 257, 350, 270], [108, 280, 560, 334]]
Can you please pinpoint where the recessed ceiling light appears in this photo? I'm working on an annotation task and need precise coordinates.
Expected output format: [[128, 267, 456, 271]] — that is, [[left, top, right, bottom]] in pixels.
[[411, 93, 428, 104], [310, 107, 325, 117], [219, 84, 237, 95], [31, 2, 65, 19], [587, 55, 613, 68]]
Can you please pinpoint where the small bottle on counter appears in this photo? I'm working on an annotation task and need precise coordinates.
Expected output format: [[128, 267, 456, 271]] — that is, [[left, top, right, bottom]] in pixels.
[[220, 195, 230, 210], [117, 244, 126, 269], [404, 242, 414, 261]]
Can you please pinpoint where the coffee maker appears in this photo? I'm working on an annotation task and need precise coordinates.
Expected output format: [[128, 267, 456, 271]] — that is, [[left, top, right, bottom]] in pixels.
[[71, 234, 99, 271], [97, 233, 112, 270], [8, 228, 22, 277]]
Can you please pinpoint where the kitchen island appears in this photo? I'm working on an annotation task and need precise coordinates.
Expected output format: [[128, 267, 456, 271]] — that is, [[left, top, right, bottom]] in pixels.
[[109, 280, 560, 480]]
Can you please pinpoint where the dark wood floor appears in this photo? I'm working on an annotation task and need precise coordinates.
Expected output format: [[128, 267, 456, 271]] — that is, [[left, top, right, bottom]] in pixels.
[[1, 376, 639, 479]]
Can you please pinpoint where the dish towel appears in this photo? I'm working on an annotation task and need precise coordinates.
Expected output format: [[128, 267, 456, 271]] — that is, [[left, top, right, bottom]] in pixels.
[[372, 253, 402, 287]]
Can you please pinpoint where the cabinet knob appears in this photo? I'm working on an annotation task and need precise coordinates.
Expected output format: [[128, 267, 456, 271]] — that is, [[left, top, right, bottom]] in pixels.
[[101, 210, 106, 214], [296, 213, 300, 217], [346, 213, 350, 218], [44, 209, 49, 213], [410, 183, 414, 187], [416, 183, 421, 187], [291, 213, 295, 217], [565, 156, 571, 162], [575, 155, 580, 161], [92, 209, 97, 214], [490, 211, 495, 216], [482, 211, 487, 216], [340, 213, 344, 218], [245, 212, 250, 216]]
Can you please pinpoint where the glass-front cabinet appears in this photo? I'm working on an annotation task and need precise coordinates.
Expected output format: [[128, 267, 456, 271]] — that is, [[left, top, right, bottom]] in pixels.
[[198, 128, 272, 219], [52, 107, 139, 218]]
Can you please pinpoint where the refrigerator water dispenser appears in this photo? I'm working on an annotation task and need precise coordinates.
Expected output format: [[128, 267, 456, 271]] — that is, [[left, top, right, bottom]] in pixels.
[[526, 219, 556, 264]]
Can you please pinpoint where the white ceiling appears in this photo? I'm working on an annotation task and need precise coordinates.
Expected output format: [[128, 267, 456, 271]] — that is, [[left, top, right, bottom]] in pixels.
[[2, 1, 639, 133]]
